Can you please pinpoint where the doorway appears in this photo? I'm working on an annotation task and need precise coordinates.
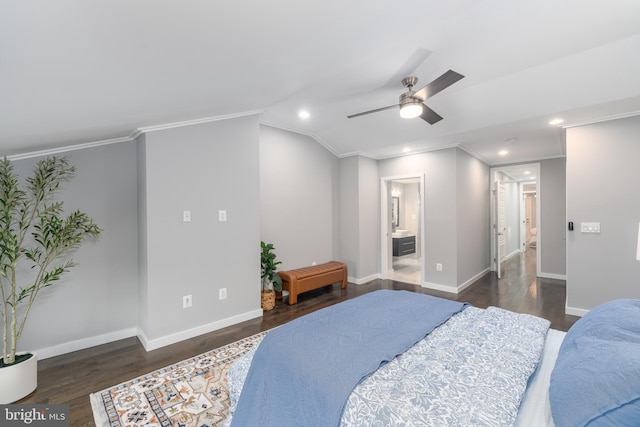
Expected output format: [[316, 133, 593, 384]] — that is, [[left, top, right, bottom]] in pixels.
[[490, 164, 541, 277], [380, 175, 425, 285]]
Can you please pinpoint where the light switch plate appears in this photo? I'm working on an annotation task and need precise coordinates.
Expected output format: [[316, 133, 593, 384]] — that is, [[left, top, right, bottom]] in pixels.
[[580, 222, 600, 233]]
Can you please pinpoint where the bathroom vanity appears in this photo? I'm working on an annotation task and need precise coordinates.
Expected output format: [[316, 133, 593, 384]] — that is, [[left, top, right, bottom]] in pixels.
[[392, 232, 416, 257]]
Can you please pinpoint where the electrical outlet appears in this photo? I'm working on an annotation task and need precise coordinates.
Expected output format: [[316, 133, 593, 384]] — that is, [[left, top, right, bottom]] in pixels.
[[218, 210, 227, 222], [182, 294, 192, 308], [436, 263, 443, 272], [219, 288, 227, 300]]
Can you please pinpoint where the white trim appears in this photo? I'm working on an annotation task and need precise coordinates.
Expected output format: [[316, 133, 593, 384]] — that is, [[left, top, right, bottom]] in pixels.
[[422, 282, 459, 294], [490, 163, 542, 277], [7, 110, 265, 161], [423, 268, 490, 294], [35, 327, 138, 360], [458, 268, 490, 293], [538, 272, 567, 280], [348, 273, 381, 285], [137, 110, 264, 137], [562, 110, 640, 129], [565, 305, 588, 317], [7, 136, 135, 161], [380, 174, 426, 284], [138, 309, 263, 352]]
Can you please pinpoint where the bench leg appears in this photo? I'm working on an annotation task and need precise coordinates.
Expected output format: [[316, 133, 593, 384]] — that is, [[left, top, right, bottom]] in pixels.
[[288, 290, 298, 305]]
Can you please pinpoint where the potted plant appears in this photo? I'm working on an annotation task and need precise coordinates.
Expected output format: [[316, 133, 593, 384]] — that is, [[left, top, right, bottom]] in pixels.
[[260, 241, 282, 311], [0, 156, 101, 403]]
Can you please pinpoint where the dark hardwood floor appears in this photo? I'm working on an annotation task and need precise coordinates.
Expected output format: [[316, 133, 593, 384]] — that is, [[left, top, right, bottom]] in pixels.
[[19, 248, 579, 426]]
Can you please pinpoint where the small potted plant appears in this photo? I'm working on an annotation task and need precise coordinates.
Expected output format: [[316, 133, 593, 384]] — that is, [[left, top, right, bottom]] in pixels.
[[0, 156, 101, 403], [260, 241, 282, 311]]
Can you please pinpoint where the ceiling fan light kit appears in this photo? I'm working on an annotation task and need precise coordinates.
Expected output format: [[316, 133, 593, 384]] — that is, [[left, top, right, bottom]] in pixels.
[[400, 102, 423, 119], [348, 70, 464, 124]]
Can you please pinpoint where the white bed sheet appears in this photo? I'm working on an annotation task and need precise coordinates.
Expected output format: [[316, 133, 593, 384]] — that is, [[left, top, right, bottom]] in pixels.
[[514, 328, 565, 427]]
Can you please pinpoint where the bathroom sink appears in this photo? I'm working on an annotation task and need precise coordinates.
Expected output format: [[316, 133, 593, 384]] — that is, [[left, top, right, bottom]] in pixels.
[[392, 229, 409, 237]]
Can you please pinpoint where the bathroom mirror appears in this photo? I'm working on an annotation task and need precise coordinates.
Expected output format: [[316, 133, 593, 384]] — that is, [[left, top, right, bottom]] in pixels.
[[392, 196, 399, 227]]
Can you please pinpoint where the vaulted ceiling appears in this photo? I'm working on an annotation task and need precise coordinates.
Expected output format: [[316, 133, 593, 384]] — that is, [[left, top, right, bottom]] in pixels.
[[2, 1, 639, 164]]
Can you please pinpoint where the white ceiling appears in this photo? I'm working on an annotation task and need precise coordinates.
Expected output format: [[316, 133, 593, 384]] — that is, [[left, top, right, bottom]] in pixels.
[[2, 1, 640, 165]]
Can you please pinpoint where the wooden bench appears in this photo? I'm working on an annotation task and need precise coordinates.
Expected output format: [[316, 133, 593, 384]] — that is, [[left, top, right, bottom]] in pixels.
[[277, 261, 347, 305]]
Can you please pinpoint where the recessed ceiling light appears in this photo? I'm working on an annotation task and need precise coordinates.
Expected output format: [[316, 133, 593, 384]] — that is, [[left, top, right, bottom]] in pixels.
[[524, 171, 531, 175], [298, 110, 310, 119], [548, 118, 564, 126], [498, 150, 508, 156], [403, 147, 411, 153]]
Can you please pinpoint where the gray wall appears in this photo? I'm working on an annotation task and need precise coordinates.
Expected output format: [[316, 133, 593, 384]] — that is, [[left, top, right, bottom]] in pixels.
[[456, 150, 491, 286], [13, 117, 499, 358], [139, 116, 262, 346], [566, 115, 640, 312], [356, 156, 379, 280], [15, 142, 139, 356], [379, 148, 490, 291], [259, 125, 339, 271], [339, 156, 360, 277], [540, 157, 567, 277]]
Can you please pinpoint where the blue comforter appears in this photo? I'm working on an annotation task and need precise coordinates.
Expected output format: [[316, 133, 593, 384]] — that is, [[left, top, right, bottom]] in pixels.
[[230, 290, 468, 427]]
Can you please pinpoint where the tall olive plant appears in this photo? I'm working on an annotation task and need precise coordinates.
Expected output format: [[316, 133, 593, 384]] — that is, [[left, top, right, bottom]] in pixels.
[[0, 156, 101, 366]]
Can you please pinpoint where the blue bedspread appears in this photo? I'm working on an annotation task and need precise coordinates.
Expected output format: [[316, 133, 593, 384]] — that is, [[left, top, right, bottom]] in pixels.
[[230, 290, 468, 427], [550, 299, 640, 427]]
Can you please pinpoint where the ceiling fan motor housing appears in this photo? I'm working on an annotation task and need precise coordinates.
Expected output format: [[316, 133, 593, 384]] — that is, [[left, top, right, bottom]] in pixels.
[[399, 90, 421, 107]]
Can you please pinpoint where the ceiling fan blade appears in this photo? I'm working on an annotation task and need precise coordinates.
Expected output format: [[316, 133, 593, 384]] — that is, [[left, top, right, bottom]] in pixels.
[[347, 104, 399, 119], [413, 70, 464, 101], [420, 104, 443, 124]]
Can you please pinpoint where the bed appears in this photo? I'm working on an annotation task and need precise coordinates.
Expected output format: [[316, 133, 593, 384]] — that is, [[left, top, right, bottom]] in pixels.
[[225, 291, 640, 427]]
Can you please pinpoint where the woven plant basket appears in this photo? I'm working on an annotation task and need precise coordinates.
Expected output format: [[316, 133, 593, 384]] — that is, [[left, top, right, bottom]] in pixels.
[[261, 290, 275, 311]]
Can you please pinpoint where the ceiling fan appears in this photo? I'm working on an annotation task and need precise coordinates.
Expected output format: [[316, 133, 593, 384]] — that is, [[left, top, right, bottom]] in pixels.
[[347, 69, 464, 124]]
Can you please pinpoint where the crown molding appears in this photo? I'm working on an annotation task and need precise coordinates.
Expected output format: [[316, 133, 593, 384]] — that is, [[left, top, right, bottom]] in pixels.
[[7, 136, 135, 161], [7, 111, 266, 161], [563, 110, 640, 129], [133, 110, 265, 138]]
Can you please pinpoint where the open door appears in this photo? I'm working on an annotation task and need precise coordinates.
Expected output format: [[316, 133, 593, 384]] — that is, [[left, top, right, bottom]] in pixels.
[[494, 180, 506, 278]]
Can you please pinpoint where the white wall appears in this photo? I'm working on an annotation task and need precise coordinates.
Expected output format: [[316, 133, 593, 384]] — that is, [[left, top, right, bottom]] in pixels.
[[566, 115, 640, 313]]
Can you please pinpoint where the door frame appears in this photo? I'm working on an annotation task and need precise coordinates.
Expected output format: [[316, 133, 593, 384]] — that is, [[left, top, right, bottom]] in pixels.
[[380, 174, 426, 284], [490, 163, 541, 277]]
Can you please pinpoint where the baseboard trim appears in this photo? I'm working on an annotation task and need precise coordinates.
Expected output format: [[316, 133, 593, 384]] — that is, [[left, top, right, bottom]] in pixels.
[[422, 268, 490, 295], [458, 268, 491, 293], [538, 272, 567, 280], [138, 309, 264, 352], [422, 282, 459, 294], [36, 327, 138, 360], [349, 273, 381, 285], [565, 305, 588, 317]]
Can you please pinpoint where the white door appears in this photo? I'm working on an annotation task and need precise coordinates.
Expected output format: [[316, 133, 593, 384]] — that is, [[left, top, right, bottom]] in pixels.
[[494, 180, 506, 278]]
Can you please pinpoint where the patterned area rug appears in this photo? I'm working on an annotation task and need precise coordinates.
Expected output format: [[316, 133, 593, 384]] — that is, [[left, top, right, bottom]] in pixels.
[[90, 331, 266, 427]]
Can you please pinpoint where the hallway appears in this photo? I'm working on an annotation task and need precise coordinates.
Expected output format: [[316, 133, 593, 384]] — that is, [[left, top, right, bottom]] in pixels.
[[454, 248, 577, 331]]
